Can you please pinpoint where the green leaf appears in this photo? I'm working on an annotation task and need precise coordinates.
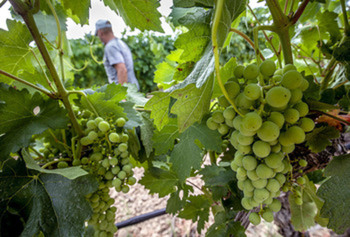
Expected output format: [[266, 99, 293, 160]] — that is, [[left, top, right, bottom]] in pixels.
[[61, 0, 90, 24], [125, 83, 148, 106], [178, 195, 211, 233], [317, 154, 350, 234], [0, 20, 34, 83], [289, 193, 317, 231], [22, 149, 88, 180], [0, 159, 98, 237], [317, 10, 341, 42], [119, 101, 143, 129], [0, 85, 68, 161], [305, 126, 340, 153], [96, 83, 127, 102], [152, 118, 179, 155], [154, 61, 177, 89], [139, 167, 178, 198], [213, 57, 237, 98], [104, 0, 164, 32], [303, 75, 321, 100], [139, 112, 154, 157], [166, 190, 185, 214], [170, 121, 222, 181], [207, 211, 246, 237], [170, 76, 214, 132], [200, 165, 235, 187], [144, 91, 171, 131]]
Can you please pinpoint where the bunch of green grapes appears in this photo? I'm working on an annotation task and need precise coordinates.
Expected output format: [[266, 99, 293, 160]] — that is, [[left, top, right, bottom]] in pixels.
[[206, 61, 315, 224], [73, 114, 137, 236]]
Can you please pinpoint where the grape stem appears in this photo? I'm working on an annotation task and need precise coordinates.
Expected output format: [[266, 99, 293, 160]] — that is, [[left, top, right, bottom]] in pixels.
[[209, 150, 217, 165], [0, 0, 7, 8], [212, 0, 244, 117], [41, 158, 71, 169], [68, 90, 100, 117], [48, 129, 72, 155]]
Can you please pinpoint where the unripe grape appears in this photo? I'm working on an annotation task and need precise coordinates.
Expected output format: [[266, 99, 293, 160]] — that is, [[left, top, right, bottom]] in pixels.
[[268, 112, 285, 129], [244, 84, 261, 100], [281, 70, 303, 89], [109, 157, 118, 166], [278, 132, 294, 146], [232, 116, 243, 130], [236, 167, 247, 180], [266, 86, 291, 108], [116, 117, 126, 127], [72, 159, 81, 166], [271, 143, 281, 153], [265, 152, 284, 169], [118, 143, 128, 152], [218, 124, 229, 135], [112, 178, 122, 188], [249, 212, 261, 225], [121, 133, 129, 142], [282, 64, 297, 74], [127, 177, 137, 185], [257, 121, 280, 142], [266, 178, 281, 193], [242, 112, 262, 131], [269, 199, 282, 212], [241, 197, 253, 210], [81, 157, 89, 165], [243, 179, 255, 192], [218, 95, 230, 107], [299, 159, 308, 167], [299, 117, 315, 132], [237, 144, 252, 155], [237, 133, 254, 145], [284, 108, 300, 124], [87, 131, 98, 141], [121, 157, 130, 165], [281, 144, 295, 154], [105, 171, 114, 180], [262, 210, 274, 222], [231, 161, 239, 171], [233, 152, 244, 166], [122, 186, 130, 193], [275, 69, 283, 75], [295, 197, 303, 205], [212, 111, 225, 124], [98, 121, 110, 133], [87, 120, 97, 130], [91, 152, 103, 162], [225, 81, 241, 99], [299, 78, 309, 91], [286, 126, 305, 144], [247, 170, 260, 181], [225, 118, 234, 127], [259, 60, 276, 77], [294, 102, 309, 117], [109, 132, 121, 143], [80, 136, 93, 146], [98, 167, 107, 175], [289, 89, 303, 104], [254, 188, 270, 203], [297, 176, 306, 185], [234, 65, 245, 78], [102, 159, 110, 168], [94, 117, 103, 124], [57, 161, 68, 168], [235, 93, 255, 109], [243, 64, 259, 80], [252, 141, 271, 158], [223, 106, 236, 120], [263, 197, 273, 205], [252, 179, 268, 189], [239, 123, 257, 136], [242, 156, 258, 171], [111, 166, 121, 174], [118, 170, 127, 180], [237, 180, 244, 190], [256, 164, 274, 179], [122, 164, 132, 174]]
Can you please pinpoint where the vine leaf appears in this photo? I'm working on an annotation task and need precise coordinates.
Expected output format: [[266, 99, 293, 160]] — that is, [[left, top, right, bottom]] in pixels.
[[317, 10, 341, 43], [139, 112, 154, 157], [0, 85, 68, 162], [144, 91, 171, 131], [139, 167, 178, 198], [103, 0, 164, 33], [305, 126, 340, 153], [152, 118, 179, 155], [120, 101, 143, 129], [170, 121, 222, 181], [0, 159, 98, 237], [289, 193, 317, 231], [0, 20, 34, 84], [170, 76, 213, 132], [61, 0, 90, 24], [317, 154, 350, 234], [178, 195, 211, 233], [207, 211, 246, 237]]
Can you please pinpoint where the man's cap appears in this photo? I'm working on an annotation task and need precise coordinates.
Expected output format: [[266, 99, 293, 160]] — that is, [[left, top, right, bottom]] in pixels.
[[95, 19, 112, 35]]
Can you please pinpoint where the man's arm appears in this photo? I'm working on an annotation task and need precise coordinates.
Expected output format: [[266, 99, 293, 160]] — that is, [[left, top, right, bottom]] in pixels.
[[113, 63, 128, 85]]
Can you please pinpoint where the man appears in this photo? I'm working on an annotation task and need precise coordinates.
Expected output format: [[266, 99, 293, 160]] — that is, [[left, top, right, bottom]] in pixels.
[[95, 19, 140, 90]]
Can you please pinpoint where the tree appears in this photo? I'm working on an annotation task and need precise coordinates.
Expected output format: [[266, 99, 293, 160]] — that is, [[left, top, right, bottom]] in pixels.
[[0, 0, 349, 236]]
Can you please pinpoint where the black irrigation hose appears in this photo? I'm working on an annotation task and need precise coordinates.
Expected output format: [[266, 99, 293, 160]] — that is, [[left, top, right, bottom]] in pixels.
[[115, 208, 167, 229]]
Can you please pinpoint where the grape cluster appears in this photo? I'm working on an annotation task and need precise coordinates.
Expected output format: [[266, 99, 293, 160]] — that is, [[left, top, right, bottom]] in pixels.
[[207, 61, 315, 224], [76, 114, 136, 237]]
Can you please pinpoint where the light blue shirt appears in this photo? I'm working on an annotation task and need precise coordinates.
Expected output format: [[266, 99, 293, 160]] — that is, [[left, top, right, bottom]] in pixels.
[[103, 38, 140, 90]]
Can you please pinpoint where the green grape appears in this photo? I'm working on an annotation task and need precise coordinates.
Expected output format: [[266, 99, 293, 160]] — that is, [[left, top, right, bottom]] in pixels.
[[237, 144, 252, 155], [127, 177, 137, 185], [249, 212, 261, 225], [235, 93, 255, 109], [234, 65, 245, 78], [262, 210, 274, 222], [109, 157, 118, 166], [243, 64, 259, 80], [81, 157, 89, 165], [242, 156, 258, 171], [232, 116, 243, 130], [90, 193, 100, 203], [243, 179, 255, 192], [299, 159, 308, 167], [237, 133, 254, 145], [247, 170, 260, 181], [299, 78, 309, 91], [98, 121, 110, 133], [225, 118, 234, 127], [263, 197, 273, 205], [267, 112, 285, 129], [102, 159, 110, 168], [252, 141, 271, 158], [122, 186, 130, 193], [239, 123, 257, 136], [105, 171, 114, 180], [108, 132, 121, 143], [295, 197, 303, 205], [111, 166, 121, 174], [72, 159, 81, 166], [266, 179, 281, 192], [230, 131, 239, 148], [286, 126, 305, 144], [244, 83, 261, 100], [236, 167, 247, 180], [297, 176, 306, 185], [81, 136, 93, 146], [249, 198, 259, 208], [253, 188, 270, 203], [212, 111, 225, 124], [120, 151, 129, 158], [281, 144, 295, 154], [57, 161, 68, 168], [294, 102, 309, 117], [121, 157, 130, 165], [275, 69, 283, 75], [116, 117, 126, 127], [241, 197, 253, 210], [257, 121, 280, 142], [256, 164, 274, 179], [223, 106, 236, 120], [112, 178, 122, 188], [91, 152, 103, 162], [94, 117, 103, 124], [218, 124, 229, 135], [237, 180, 244, 190], [117, 170, 127, 180], [299, 117, 315, 132], [218, 95, 230, 107], [281, 160, 292, 174], [252, 179, 268, 189], [275, 174, 286, 186], [233, 152, 244, 166], [87, 131, 98, 141], [87, 120, 97, 130], [118, 143, 128, 152], [266, 86, 291, 108], [269, 140, 278, 146], [268, 199, 282, 212], [271, 143, 281, 153], [224, 81, 241, 99], [265, 152, 284, 169], [282, 64, 297, 74], [281, 70, 303, 89], [278, 132, 294, 146], [289, 89, 303, 104], [122, 164, 132, 174], [284, 108, 300, 124], [259, 60, 276, 77], [230, 161, 239, 171], [121, 133, 129, 142], [242, 112, 262, 131]]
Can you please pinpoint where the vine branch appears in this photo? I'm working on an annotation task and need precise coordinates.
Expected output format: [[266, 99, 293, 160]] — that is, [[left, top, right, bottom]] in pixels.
[[291, 0, 310, 25]]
